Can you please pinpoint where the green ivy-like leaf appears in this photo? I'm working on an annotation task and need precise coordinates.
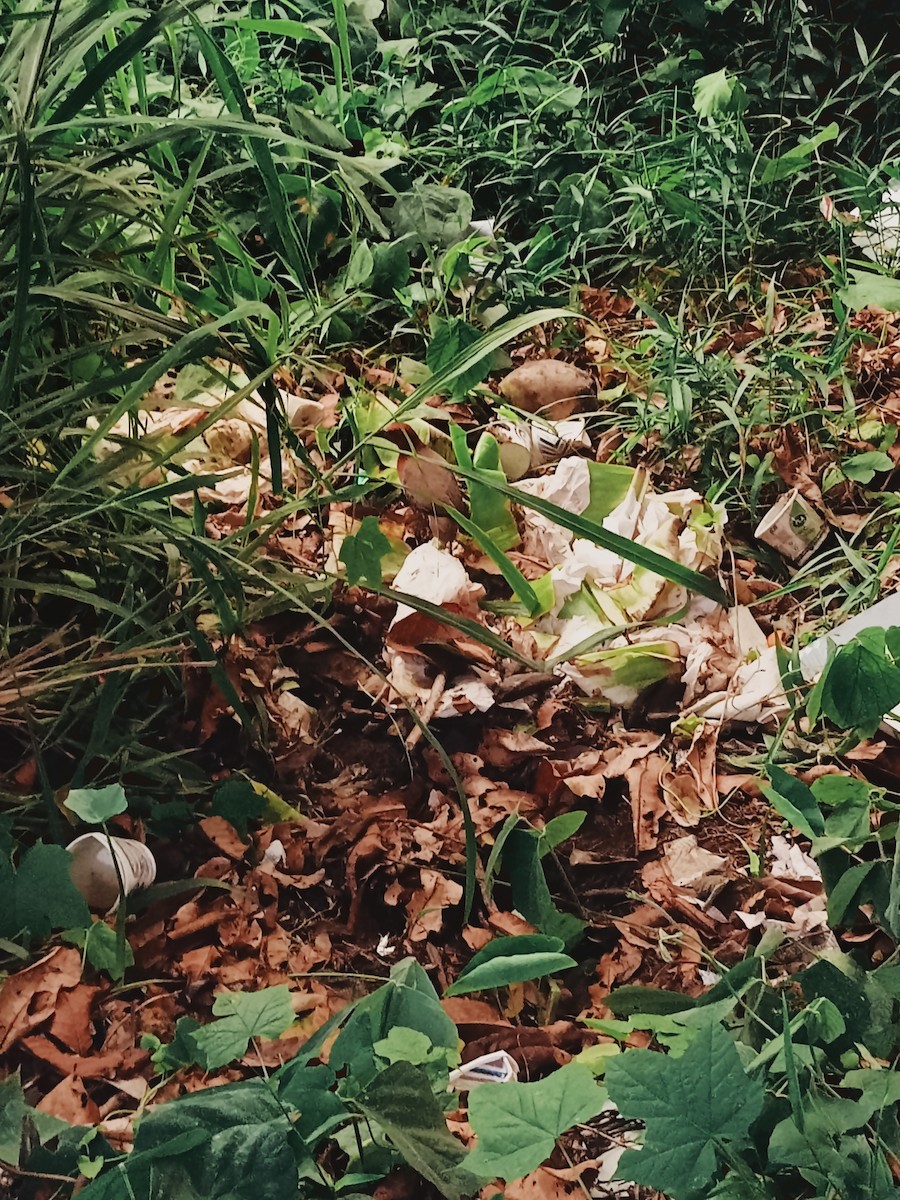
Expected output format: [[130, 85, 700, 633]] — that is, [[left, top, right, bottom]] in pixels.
[[62, 921, 134, 979], [210, 777, 264, 837], [606, 1014, 765, 1199], [466, 1064, 606, 1181], [340, 516, 392, 587], [65, 784, 127, 824], [190, 986, 295, 1069]]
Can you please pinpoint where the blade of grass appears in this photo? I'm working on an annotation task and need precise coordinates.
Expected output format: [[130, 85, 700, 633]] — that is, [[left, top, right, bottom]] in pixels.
[[447, 504, 542, 617], [451, 462, 732, 607]]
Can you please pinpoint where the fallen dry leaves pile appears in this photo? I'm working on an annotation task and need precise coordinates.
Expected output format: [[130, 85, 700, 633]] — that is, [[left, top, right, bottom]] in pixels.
[[5, 288, 900, 1198]]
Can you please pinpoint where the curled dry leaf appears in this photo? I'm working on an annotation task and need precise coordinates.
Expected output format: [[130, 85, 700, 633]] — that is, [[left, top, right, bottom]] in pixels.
[[660, 723, 719, 827], [406, 868, 463, 941], [396, 445, 465, 512], [499, 360, 595, 420]]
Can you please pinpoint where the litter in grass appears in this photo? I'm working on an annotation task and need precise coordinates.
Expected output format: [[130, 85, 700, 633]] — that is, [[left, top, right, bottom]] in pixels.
[[67, 834, 157, 910]]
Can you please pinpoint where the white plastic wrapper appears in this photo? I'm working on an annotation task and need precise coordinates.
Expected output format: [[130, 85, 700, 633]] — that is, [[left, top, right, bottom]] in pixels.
[[448, 1050, 519, 1092]]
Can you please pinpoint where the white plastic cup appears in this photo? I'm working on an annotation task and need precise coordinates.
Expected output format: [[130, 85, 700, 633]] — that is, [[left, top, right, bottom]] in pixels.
[[67, 833, 157, 910]]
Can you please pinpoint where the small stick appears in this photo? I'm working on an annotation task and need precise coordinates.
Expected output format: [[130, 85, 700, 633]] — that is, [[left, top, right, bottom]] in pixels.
[[405, 671, 446, 749]]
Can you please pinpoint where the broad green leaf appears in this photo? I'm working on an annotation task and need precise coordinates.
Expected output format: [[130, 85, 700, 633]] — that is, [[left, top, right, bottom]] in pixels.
[[340, 516, 392, 587], [762, 765, 825, 838], [838, 269, 900, 313], [470, 432, 520, 550], [582, 462, 635, 524], [606, 985, 698, 1018], [373, 1026, 434, 1065], [211, 777, 264, 836], [606, 1014, 765, 1199], [0, 843, 91, 946], [826, 859, 881, 927], [820, 628, 900, 734], [355, 1061, 478, 1200], [799, 961, 870, 1050], [502, 827, 585, 948], [330, 957, 459, 1093], [466, 1064, 606, 1180], [0, 1074, 26, 1167], [65, 784, 127, 824], [760, 122, 839, 183], [539, 811, 587, 855], [812, 775, 872, 850], [842, 450, 894, 483], [62, 921, 134, 980], [767, 1111, 857, 1191], [273, 1063, 347, 1142], [387, 183, 473, 249], [427, 318, 491, 397], [446, 934, 575, 996], [693, 69, 735, 118], [132, 1080, 295, 1200], [190, 986, 295, 1070], [841, 1067, 900, 1114]]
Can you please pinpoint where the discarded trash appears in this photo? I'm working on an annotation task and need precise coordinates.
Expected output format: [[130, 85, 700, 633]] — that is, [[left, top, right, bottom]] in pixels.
[[754, 488, 828, 563], [491, 415, 590, 481], [448, 1049, 519, 1091], [852, 178, 900, 265], [262, 839, 286, 867], [67, 834, 157, 911], [693, 588, 900, 731]]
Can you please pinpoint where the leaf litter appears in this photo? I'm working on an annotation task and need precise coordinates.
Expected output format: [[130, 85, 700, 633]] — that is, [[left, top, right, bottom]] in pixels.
[[8, 293, 900, 1198]]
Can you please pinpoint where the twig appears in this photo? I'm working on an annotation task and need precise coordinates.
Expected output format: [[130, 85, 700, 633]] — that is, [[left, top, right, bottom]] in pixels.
[[405, 671, 446, 749]]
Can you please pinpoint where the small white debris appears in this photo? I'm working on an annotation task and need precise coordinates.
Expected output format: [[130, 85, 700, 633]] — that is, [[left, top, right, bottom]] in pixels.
[[448, 1050, 519, 1091], [262, 839, 287, 867], [376, 934, 396, 958]]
